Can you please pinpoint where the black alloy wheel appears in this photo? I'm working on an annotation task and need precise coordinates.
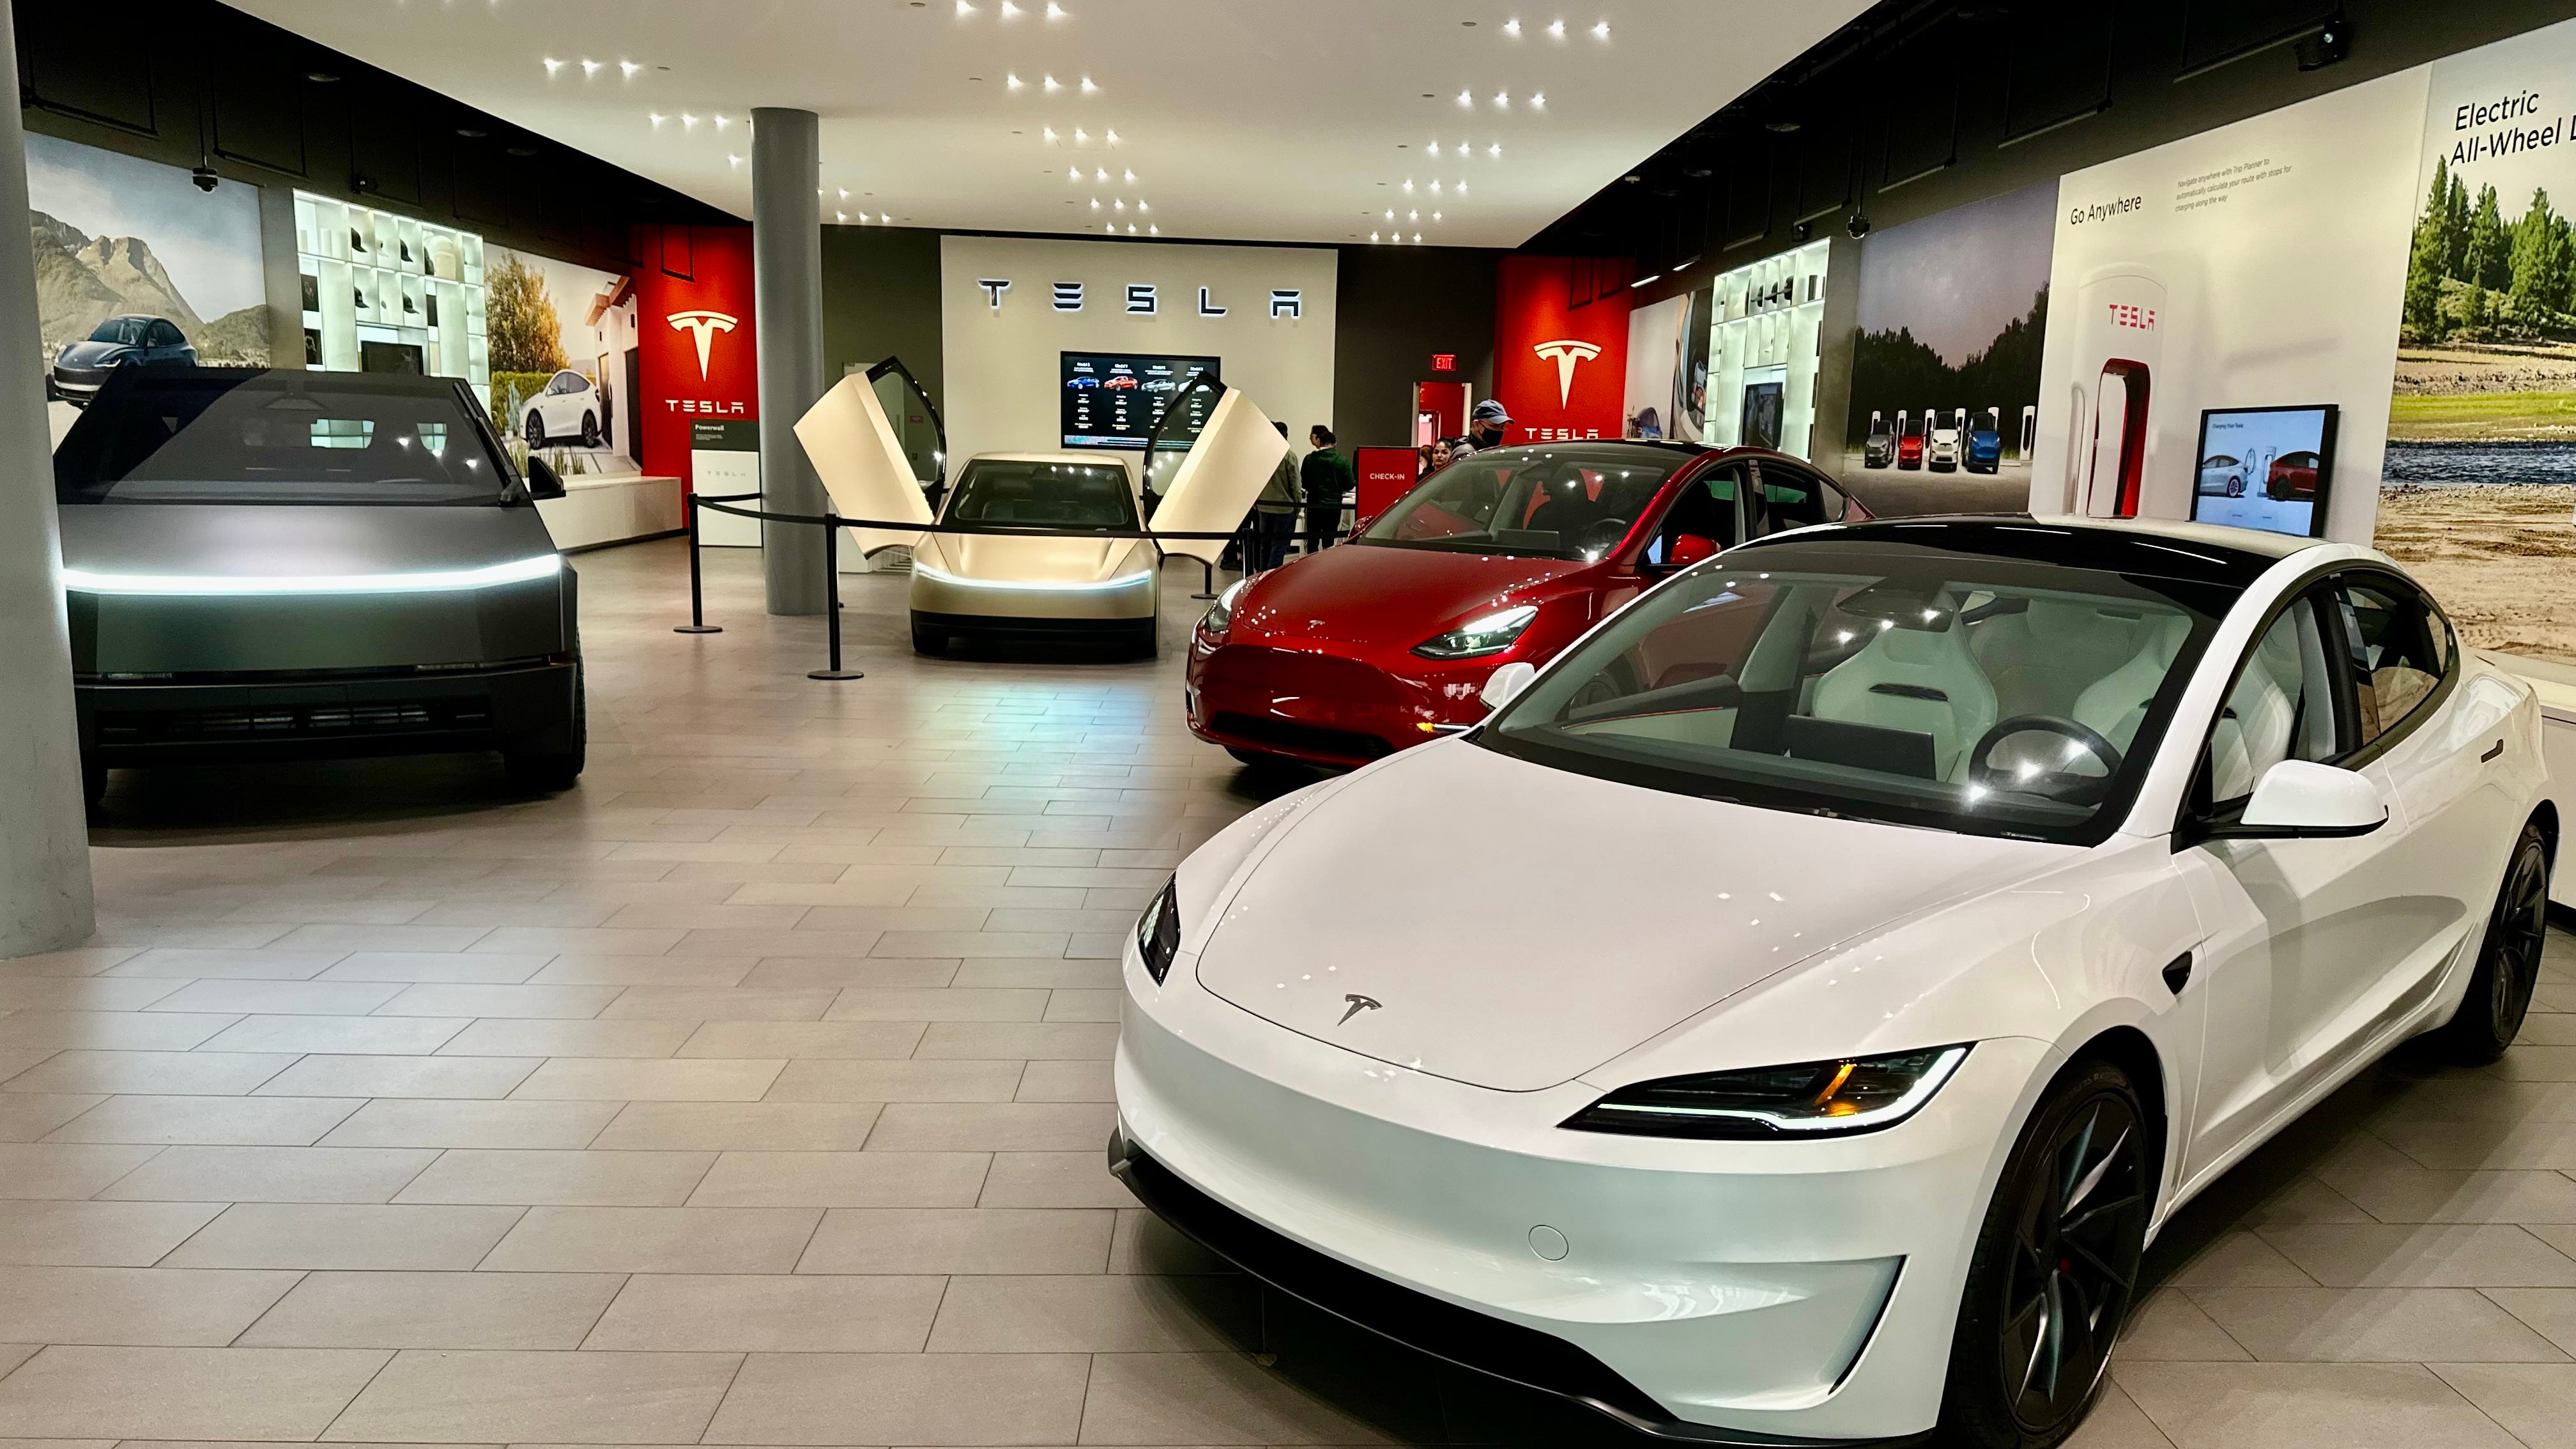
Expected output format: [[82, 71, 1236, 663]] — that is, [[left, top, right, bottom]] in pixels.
[[2435, 820, 2552, 1063], [525, 411, 546, 447], [1943, 1059, 2149, 1448], [581, 411, 601, 447]]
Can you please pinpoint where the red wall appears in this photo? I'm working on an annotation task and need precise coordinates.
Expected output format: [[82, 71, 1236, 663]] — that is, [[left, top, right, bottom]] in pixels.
[[1491, 255, 1630, 446], [628, 224, 759, 488]]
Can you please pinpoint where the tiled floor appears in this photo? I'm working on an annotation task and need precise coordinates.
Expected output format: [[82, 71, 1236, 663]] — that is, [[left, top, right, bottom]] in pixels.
[[2, 537, 2572, 1448]]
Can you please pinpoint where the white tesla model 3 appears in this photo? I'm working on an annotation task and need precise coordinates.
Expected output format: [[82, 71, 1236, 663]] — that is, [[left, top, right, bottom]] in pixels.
[[1112, 517, 2555, 1448]]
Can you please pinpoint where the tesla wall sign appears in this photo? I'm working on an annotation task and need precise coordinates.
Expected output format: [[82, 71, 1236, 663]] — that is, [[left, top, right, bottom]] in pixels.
[[979, 279, 1305, 319]]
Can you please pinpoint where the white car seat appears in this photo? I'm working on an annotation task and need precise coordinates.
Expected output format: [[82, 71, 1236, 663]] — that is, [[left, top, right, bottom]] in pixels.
[[1811, 599, 1999, 781], [1972, 599, 2142, 721], [2206, 616, 2307, 801], [2071, 612, 2193, 756]]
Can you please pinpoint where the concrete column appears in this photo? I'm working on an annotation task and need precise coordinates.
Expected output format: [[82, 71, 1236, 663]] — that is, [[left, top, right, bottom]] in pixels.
[[0, 0, 100, 957], [751, 107, 827, 615]]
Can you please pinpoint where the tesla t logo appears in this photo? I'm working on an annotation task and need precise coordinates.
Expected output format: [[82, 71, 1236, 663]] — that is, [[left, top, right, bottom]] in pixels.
[[1337, 993, 1383, 1025], [2107, 304, 2157, 331], [668, 310, 739, 381], [1533, 339, 1603, 407]]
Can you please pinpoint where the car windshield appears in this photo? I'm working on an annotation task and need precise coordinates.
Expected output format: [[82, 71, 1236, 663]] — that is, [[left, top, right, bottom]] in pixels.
[[54, 371, 515, 506], [1478, 539, 2232, 845], [942, 458, 1138, 532], [1358, 445, 1688, 560], [88, 318, 153, 345]]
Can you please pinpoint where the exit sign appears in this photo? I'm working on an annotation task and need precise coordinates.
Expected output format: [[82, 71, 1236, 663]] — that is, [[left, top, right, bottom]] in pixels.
[[1430, 353, 1457, 372]]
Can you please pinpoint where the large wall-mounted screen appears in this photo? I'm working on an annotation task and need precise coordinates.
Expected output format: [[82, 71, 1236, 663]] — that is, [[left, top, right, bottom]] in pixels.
[[2191, 404, 2339, 538], [1061, 352, 1220, 450]]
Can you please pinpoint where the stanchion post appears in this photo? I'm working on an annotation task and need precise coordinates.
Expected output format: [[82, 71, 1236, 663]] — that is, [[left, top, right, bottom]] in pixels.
[[1192, 551, 1217, 602], [808, 514, 862, 682], [674, 492, 722, 634]]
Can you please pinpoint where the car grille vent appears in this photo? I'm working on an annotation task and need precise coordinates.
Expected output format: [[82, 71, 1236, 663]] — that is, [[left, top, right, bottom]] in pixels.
[[1211, 712, 1392, 761], [98, 698, 493, 746]]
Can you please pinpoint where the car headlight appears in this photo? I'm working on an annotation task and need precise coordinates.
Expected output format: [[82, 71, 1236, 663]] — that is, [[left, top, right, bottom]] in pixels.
[[1560, 1045, 1971, 1139], [1135, 875, 1181, 985], [1199, 578, 1250, 641], [1413, 603, 1538, 660]]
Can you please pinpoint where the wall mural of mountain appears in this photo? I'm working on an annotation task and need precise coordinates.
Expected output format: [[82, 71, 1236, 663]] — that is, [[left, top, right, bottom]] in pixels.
[[29, 208, 268, 366]]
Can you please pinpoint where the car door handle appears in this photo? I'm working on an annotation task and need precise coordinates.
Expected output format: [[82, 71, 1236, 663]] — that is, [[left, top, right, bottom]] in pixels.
[[2481, 740, 2504, 763]]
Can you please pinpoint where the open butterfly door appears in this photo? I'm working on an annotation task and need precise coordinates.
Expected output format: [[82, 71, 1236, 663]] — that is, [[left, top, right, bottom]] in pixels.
[[793, 358, 937, 557], [1138, 376, 1289, 568]]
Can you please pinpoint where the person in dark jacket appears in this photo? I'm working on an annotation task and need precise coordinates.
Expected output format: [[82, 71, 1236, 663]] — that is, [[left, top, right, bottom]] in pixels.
[[1249, 421, 1302, 571], [1455, 397, 1511, 457], [1298, 424, 1354, 551]]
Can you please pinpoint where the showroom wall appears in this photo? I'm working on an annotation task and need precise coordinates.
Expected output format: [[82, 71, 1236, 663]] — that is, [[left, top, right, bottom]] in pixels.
[[935, 234, 1337, 466], [822, 226, 944, 405]]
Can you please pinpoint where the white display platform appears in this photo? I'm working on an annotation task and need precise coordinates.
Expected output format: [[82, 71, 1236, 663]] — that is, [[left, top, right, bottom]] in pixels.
[[537, 473, 684, 553], [2502, 654, 2576, 908]]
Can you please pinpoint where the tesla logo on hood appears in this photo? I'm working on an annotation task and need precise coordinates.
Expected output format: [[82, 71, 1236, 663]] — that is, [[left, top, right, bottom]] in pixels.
[[1532, 339, 1602, 407], [1337, 993, 1383, 1025], [668, 309, 739, 381]]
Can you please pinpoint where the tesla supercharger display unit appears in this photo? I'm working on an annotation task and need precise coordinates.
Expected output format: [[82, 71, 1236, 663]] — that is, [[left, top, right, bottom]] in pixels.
[[2020, 404, 2037, 459], [2064, 264, 2167, 518]]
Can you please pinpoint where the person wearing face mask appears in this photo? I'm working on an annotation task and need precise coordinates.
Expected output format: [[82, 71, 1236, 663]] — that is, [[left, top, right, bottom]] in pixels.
[[1453, 398, 1511, 457]]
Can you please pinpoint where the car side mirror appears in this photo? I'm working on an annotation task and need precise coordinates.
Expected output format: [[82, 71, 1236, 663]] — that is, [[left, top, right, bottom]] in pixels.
[[1669, 533, 1718, 568], [1482, 661, 1537, 711], [2229, 760, 2388, 838], [525, 455, 567, 502]]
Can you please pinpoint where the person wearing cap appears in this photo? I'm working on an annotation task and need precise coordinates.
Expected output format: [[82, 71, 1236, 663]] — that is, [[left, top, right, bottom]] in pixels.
[[1455, 397, 1511, 457]]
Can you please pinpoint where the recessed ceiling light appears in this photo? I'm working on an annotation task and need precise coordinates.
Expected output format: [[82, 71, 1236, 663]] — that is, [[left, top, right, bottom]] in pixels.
[[580, 59, 602, 77], [648, 112, 665, 126], [1042, 126, 1056, 141], [1006, 72, 1024, 88], [1402, 179, 1414, 191], [1494, 91, 1509, 107], [1547, 17, 1565, 38], [1072, 126, 1087, 141], [714, 113, 731, 130], [1123, 167, 1135, 181], [1137, 199, 1148, 211], [1091, 197, 1101, 209], [1488, 142, 1502, 157], [1408, 208, 1419, 220], [1457, 90, 1475, 108], [1044, 74, 1062, 92], [1383, 208, 1394, 220], [1504, 17, 1521, 34], [1080, 76, 1098, 94], [1457, 180, 1468, 194], [620, 60, 642, 78], [542, 57, 564, 75], [1413, 232, 1422, 243], [1001, 0, 1022, 13], [726, 153, 741, 166], [1148, 224, 1158, 234], [1105, 128, 1121, 144], [1430, 179, 1443, 193], [1530, 91, 1545, 109], [1428, 141, 1441, 155], [1093, 165, 1107, 180], [836, 210, 847, 222], [881, 213, 891, 224], [1371, 231, 1381, 242], [1592, 19, 1610, 38], [682, 112, 699, 128], [839, 187, 850, 199], [954, 0, 975, 14], [1045, 1, 1066, 17]]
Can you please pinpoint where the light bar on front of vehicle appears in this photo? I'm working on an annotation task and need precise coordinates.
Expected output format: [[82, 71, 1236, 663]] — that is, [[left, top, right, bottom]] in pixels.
[[912, 563, 1155, 592], [61, 554, 563, 597]]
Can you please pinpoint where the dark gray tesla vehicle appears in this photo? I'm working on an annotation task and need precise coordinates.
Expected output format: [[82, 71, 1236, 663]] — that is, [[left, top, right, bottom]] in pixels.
[[54, 368, 584, 807]]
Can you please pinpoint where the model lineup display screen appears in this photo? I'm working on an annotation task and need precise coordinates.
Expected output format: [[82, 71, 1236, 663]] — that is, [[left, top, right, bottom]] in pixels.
[[2191, 404, 2339, 537], [1061, 353, 1220, 450]]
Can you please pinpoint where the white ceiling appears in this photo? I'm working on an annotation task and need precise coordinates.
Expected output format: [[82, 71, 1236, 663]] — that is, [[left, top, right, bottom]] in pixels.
[[227, 0, 1866, 249]]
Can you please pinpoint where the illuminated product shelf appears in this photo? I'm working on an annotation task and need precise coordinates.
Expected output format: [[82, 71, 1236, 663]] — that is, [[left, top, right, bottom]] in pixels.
[[295, 192, 489, 387], [1707, 240, 1830, 456]]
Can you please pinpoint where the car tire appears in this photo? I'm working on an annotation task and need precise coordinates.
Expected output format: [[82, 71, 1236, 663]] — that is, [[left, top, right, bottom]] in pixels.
[[1939, 1056, 2149, 1449], [504, 666, 586, 793], [912, 622, 947, 656], [2432, 819, 2552, 1064], [580, 411, 601, 447], [526, 411, 546, 448]]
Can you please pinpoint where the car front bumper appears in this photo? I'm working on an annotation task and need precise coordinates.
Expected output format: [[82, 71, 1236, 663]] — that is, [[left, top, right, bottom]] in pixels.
[[908, 567, 1158, 625], [1184, 638, 1491, 766], [1115, 950, 2050, 1443], [76, 659, 578, 766]]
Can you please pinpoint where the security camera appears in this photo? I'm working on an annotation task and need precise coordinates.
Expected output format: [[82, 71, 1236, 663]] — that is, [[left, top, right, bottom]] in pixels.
[[1845, 211, 1872, 240], [190, 165, 219, 193], [2294, 16, 2350, 70]]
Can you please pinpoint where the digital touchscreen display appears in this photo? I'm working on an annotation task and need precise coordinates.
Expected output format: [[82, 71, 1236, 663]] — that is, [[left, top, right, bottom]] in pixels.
[[2191, 405, 2338, 537], [1061, 353, 1220, 450]]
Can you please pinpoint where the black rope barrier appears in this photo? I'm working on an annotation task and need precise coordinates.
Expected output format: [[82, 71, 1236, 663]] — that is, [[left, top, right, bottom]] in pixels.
[[669, 490, 1353, 680]]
